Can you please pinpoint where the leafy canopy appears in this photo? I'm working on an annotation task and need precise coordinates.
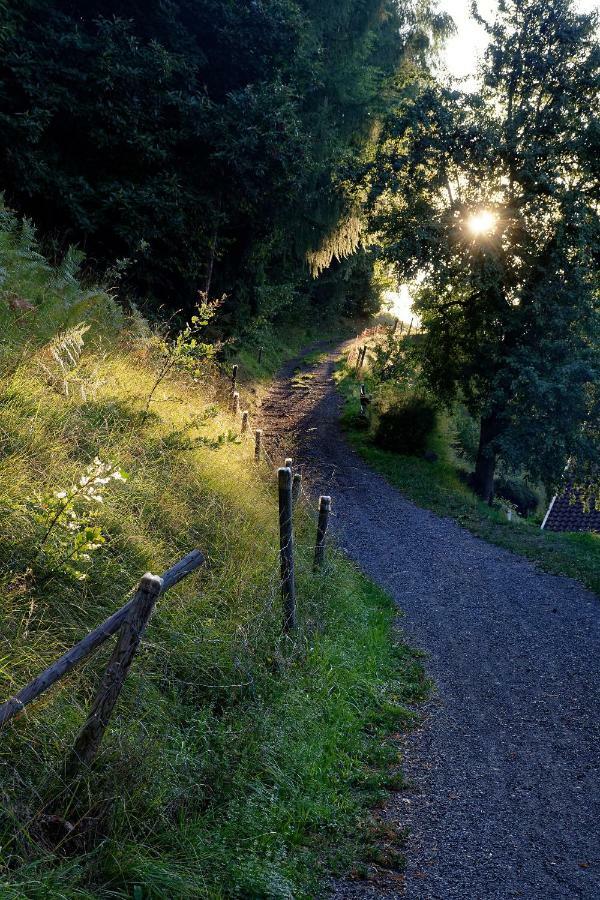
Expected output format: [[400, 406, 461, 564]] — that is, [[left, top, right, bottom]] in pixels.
[[372, 0, 600, 491]]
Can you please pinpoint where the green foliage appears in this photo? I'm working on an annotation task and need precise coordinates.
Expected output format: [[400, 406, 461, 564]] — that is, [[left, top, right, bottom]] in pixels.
[[375, 393, 437, 455], [494, 477, 539, 518], [11, 458, 128, 582], [0, 0, 437, 324], [0, 213, 424, 897], [370, 329, 418, 383], [0, 201, 123, 355], [452, 404, 480, 464], [337, 357, 600, 595], [372, 0, 600, 497]]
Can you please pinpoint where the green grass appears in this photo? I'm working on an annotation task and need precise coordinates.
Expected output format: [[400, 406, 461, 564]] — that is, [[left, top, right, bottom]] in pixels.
[[0, 212, 425, 898], [337, 356, 600, 597]]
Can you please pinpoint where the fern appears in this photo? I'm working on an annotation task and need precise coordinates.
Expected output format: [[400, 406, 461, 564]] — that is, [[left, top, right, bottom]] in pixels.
[[39, 323, 91, 397]]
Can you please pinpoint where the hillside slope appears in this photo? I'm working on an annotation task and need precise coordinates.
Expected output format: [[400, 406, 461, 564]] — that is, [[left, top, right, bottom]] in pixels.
[[0, 210, 424, 898]]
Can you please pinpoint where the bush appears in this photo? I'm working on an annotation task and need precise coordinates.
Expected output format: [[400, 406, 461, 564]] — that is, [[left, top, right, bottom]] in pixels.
[[374, 394, 437, 455], [453, 405, 480, 463], [495, 477, 540, 517]]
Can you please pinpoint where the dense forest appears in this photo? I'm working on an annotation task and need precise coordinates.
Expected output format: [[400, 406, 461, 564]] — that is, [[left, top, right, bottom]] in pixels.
[[0, 0, 444, 329]]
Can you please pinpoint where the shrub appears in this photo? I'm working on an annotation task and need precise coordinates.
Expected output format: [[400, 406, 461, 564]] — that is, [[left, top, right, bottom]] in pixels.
[[495, 477, 540, 517], [453, 405, 480, 463], [374, 394, 437, 455]]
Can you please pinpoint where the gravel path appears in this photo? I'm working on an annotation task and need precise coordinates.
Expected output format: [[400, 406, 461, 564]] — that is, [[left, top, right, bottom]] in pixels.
[[259, 342, 600, 900]]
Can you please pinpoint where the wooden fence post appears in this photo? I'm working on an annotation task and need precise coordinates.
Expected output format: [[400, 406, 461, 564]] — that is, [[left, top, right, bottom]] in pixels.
[[254, 429, 262, 462], [292, 472, 302, 508], [391, 318, 398, 335], [232, 391, 240, 416], [68, 573, 163, 773], [278, 467, 296, 632], [359, 384, 370, 419], [231, 364, 238, 396], [241, 410, 249, 434], [313, 496, 332, 572]]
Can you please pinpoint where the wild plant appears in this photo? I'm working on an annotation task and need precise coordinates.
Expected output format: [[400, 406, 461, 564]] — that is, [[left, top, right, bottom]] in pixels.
[[143, 294, 220, 419], [15, 458, 128, 582], [37, 323, 91, 398], [370, 331, 417, 385]]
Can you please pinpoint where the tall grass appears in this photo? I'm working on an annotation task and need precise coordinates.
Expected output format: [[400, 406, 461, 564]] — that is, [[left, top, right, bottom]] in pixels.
[[0, 208, 425, 897]]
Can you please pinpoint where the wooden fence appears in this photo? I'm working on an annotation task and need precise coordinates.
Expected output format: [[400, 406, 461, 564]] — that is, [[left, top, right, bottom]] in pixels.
[[0, 357, 334, 773], [0, 550, 205, 772]]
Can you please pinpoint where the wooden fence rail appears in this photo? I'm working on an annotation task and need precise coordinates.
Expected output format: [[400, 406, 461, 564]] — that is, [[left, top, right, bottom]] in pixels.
[[0, 550, 205, 737]]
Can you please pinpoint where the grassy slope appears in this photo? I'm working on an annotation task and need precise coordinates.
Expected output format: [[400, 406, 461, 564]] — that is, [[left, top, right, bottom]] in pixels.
[[337, 353, 600, 597], [0, 224, 425, 898]]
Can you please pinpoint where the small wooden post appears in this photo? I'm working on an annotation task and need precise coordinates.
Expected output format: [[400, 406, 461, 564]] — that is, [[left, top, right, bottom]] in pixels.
[[359, 384, 367, 418], [278, 467, 296, 632], [68, 573, 163, 773], [292, 472, 302, 508], [241, 410, 249, 434], [231, 364, 238, 397], [258, 347, 263, 365], [254, 429, 262, 462], [391, 318, 398, 335], [314, 496, 332, 572], [232, 391, 240, 416]]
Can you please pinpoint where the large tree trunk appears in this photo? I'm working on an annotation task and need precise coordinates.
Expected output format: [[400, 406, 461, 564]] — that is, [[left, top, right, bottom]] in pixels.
[[473, 413, 500, 503]]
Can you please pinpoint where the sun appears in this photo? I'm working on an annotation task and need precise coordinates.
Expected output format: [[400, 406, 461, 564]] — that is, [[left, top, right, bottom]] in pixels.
[[467, 209, 497, 236]]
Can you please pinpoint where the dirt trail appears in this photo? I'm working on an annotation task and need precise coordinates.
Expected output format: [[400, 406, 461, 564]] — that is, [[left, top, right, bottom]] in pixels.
[[259, 342, 600, 900]]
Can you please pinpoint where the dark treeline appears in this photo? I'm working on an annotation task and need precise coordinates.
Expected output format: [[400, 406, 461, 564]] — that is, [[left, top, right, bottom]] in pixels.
[[0, 0, 439, 328]]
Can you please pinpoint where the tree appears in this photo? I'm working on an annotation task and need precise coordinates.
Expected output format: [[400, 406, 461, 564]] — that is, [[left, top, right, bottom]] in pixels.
[[373, 0, 600, 501], [0, 0, 433, 327]]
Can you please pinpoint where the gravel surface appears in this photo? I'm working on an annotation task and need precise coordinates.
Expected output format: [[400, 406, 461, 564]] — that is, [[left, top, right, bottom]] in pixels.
[[259, 342, 600, 900]]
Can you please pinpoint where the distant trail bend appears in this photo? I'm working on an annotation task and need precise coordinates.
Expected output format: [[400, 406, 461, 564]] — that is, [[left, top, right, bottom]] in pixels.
[[259, 341, 600, 900]]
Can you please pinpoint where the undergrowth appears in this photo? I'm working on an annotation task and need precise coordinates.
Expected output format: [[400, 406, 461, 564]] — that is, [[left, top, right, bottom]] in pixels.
[[337, 348, 600, 597], [0, 208, 426, 897]]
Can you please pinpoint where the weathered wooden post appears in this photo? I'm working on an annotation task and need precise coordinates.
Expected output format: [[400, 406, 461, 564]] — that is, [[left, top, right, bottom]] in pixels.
[[232, 391, 240, 416], [359, 383, 370, 420], [314, 496, 332, 572], [278, 467, 296, 632], [68, 573, 163, 773], [231, 364, 238, 396], [254, 429, 262, 462], [241, 410, 249, 434], [292, 472, 302, 508], [391, 318, 398, 335]]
